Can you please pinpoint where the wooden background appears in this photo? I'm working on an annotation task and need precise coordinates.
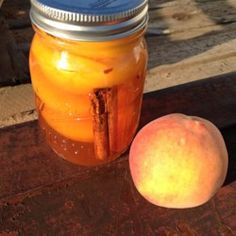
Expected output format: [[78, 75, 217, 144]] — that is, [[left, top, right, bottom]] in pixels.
[[1, 0, 236, 88], [1, 0, 236, 127], [0, 74, 236, 235]]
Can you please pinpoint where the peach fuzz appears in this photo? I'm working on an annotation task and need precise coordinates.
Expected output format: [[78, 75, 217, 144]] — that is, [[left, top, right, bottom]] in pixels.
[[129, 113, 228, 208]]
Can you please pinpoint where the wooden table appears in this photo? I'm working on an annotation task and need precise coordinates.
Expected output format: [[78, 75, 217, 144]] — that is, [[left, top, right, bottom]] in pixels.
[[0, 74, 236, 235]]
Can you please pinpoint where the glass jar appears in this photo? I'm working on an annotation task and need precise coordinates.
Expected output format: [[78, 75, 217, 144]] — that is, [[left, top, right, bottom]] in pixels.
[[29, 0, 148, 166]]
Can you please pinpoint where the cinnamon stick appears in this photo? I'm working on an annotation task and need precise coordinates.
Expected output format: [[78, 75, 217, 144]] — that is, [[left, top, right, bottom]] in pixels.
[[90, 88, 118, 160], [91, 88, 110, 160], [107, 87, 118, 153]]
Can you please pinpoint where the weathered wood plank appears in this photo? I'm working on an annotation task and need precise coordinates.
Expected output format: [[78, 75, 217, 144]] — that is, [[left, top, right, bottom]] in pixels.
[[1, 0, 236, 90], [1, 0, 32, 46], [0, 0, 31, 86], [0, 153, 235, 235], [148, 0, 236, 34], [1, 0, 236, 133], [0, 14, 29, 86], [0, 15, 16, 86], [0, 84, 36, 128], [147, 0, 236, 91], [147, 22, 236, 68], [142, 72, 236, 128], [0, 70, 236, 234], [0, 73, 235, 198], [145, 20, 236, 91]]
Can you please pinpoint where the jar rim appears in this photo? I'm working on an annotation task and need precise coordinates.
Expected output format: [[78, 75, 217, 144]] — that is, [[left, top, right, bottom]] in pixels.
[[30, 0, 149, 41]]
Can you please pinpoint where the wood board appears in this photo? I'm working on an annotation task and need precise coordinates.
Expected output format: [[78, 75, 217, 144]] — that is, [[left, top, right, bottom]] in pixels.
[[0, 73, 235, 235]]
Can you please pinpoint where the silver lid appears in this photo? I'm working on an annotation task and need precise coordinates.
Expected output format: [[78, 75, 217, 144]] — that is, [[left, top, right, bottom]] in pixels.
[[30, 0, 149, 41]]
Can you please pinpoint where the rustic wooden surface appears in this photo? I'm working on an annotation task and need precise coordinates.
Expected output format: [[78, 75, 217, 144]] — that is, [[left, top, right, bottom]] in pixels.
[[146, 0, 236, 91], [1, 0, 236, 88], [0, 74, 236, 235], [0, 2, 30, 86], [1, 0, 236, 128]]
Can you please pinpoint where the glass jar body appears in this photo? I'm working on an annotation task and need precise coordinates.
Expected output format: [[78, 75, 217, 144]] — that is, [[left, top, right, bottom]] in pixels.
[[29, 28, 148, 166]]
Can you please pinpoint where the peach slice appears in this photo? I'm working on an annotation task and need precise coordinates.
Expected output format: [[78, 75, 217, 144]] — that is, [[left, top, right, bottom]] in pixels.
[[31, 34, 140, 93], [41, 105, 94, 143]]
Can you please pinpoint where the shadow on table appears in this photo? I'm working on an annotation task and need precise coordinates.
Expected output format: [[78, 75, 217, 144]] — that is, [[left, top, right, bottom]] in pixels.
[[222, 125, 236, 186]]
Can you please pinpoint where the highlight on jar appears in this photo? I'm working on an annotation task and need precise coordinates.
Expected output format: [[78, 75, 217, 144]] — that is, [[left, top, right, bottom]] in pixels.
[[29, 0, 149, 166]]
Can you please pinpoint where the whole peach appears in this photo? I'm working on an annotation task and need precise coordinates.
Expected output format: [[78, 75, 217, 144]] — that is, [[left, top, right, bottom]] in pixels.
[[129, 113, 228, 208]]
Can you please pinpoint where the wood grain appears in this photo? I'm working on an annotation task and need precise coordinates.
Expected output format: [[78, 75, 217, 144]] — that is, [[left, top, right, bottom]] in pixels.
[[0, 74, 235, 235], [141, 72, 236, 128], [0, 162, 235, 235], [0, 14, 29, 86], [1, 0, 236, 89], [148, 0, 236, 34]]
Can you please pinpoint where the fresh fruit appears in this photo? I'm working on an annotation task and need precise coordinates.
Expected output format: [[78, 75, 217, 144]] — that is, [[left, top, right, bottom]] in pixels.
[[129, 113, 228, 208]]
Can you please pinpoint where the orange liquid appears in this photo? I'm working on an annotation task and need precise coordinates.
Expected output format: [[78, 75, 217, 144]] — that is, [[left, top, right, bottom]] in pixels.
[[36, 89, 142, 166], [30, 28, 147, 166]]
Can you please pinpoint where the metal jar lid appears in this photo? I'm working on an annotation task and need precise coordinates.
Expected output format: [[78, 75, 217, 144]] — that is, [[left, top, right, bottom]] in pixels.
[[30, 0, 149, 41]]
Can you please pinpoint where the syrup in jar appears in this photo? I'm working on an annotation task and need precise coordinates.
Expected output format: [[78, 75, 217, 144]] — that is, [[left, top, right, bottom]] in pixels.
[[29, 0, 148, 166]]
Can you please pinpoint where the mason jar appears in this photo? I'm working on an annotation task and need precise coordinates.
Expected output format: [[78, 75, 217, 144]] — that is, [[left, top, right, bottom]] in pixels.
[[29, 0, 148, 166]]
